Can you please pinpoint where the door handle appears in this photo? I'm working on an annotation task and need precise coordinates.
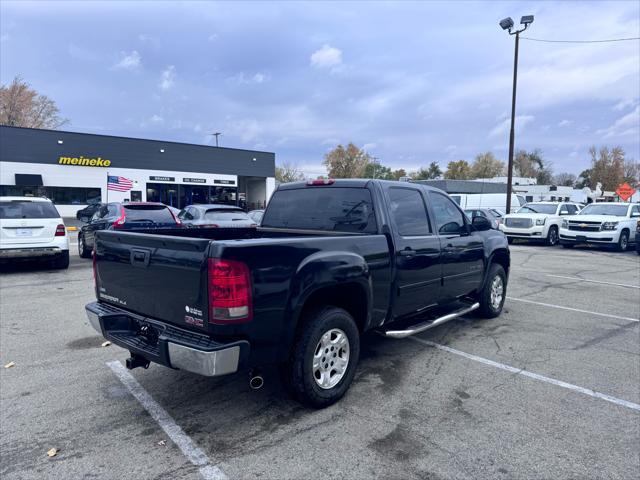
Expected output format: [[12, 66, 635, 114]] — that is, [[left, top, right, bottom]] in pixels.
[[399, 248, 416, 257]]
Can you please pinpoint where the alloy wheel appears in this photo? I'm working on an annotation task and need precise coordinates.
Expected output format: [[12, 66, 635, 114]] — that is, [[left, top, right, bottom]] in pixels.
[[312, 328, 350, 389]]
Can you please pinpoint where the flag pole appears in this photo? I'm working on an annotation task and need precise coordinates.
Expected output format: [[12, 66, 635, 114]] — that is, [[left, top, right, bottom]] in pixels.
[[106, 171, 109, 204]]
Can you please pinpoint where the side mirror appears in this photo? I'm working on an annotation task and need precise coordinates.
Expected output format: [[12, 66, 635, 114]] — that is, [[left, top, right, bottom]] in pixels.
[[472, 216, 492, 231]]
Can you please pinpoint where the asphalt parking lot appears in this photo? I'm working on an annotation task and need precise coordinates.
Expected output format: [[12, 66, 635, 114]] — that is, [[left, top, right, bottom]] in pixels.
[[1, 242, 639, 480]]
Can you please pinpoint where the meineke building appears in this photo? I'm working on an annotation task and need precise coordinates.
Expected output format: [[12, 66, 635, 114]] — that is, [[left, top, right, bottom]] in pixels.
[[0, 126, 276, 217]]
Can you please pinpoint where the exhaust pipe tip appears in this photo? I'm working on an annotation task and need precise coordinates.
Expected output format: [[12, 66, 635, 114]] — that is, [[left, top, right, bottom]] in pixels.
[[249, 375, 264, 390]]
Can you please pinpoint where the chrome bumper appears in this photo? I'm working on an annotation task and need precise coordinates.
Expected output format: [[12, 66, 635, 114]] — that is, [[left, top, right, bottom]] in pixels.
[[86, 303, 244, 377]]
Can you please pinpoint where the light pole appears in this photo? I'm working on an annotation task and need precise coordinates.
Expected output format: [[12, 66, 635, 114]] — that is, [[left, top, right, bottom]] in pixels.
[[371, 156, 379, 179], [211, 132, 222, 147], [499, 14, 534, 213]]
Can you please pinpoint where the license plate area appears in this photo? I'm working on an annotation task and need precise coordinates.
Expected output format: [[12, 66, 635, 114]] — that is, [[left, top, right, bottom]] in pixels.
[[15, 229, 33, 237], [576, 235, 587, 242]]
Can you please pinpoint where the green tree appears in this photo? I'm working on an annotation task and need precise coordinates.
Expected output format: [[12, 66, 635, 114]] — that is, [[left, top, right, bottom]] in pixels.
[[412, 161, 442, 180], [363, 161, 394, 179], [391, 168, 407, 180], [586, 146, 626, 191], [575, 169, 592, 189], [444, 160, 472, 180], [323, 143, 371, 178], [0, 76, 68, 129], [275, 161, 305, 183], [471, 152, 504, 179]]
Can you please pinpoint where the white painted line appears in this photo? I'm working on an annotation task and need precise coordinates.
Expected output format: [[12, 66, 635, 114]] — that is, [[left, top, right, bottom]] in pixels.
[[507, 297, 639, 323], [546, 274, 640, 290], [107, 361, 227, 480], [410, 337, 640, 412]]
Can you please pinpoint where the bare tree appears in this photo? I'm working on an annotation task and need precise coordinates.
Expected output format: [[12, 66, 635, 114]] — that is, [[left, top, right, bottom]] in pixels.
[[0, 76, 68, 129], [553, 172, 577, 187], [322, 143, 371, 178], [275, 161, 306, 183]]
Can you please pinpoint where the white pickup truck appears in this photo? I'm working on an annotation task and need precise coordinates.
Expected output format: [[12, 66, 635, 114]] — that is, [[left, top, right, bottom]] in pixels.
[[500, 202, 582, 246], [559, 202, 640, 251]]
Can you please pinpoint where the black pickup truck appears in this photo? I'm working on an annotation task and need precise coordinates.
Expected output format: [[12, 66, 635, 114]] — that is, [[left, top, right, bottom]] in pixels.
[[86, 179, 509, 407]]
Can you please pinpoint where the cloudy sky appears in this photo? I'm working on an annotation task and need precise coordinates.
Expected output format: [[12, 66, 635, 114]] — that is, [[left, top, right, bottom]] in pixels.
[[1, 0, 638, 177]]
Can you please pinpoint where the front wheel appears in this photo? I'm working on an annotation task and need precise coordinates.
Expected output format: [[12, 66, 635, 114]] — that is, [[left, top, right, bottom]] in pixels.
[[283, 306, 359, 408], [546, 226, 559, 246], [616, 231, 629, 252], [478, 263, 507, 318]]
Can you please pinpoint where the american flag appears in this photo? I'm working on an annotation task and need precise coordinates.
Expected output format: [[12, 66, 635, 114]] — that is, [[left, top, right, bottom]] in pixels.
[[107, 175, 134, 192]]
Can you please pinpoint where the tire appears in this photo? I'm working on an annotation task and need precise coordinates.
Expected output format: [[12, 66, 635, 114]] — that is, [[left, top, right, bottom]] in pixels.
[[561, 242, 574, 249], [78, 234, 91, 258], [51, 251, 70, 269], [507, 237, 514, 245], [616, 230, 629, 252], [546, 226, 559, 246], [478, 263, 507, 319], [283, 306, 360, 408]]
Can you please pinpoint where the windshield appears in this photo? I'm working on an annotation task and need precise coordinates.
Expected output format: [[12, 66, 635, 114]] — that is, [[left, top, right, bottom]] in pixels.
[[579, 204, 629, 217], [124, 205, 177, 223], [262, 187, 377, 233], [204, 210, 252, 221], [517, 204, 558, 215], [0, 200, 60, 219]]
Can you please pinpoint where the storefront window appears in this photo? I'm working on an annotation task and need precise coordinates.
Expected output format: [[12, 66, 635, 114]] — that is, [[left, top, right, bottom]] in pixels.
[[0, 185, 101, 204]]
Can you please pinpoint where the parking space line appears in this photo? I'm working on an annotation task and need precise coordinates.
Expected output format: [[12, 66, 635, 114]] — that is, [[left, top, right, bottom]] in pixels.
[[409, 338, 640, 412], [107, 361, 227, 480], [545, 274, 640, 290], [506, 297, 639, 323]]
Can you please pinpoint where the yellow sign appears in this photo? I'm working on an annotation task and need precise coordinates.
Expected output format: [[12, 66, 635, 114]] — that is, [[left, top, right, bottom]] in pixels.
[[58, 156, 111, 167]]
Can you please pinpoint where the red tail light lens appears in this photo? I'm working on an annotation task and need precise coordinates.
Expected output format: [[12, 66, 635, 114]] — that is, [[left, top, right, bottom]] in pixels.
[[55, 224, 66, 236], [208, 258, 252, 324], [112, 208, 126, 228], [306, 178, 335, 186]]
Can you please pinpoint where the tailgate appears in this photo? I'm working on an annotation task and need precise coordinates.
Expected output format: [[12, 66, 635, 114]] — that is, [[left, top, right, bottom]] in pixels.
[[94, 230, 211, 331]]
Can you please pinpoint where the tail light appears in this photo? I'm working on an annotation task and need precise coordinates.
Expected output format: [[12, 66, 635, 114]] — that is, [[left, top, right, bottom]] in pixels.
[[306, 178, 335, 186], [55, 224, 66, 236], [112, 207, 126, 228], [208, 258, 252, 324]]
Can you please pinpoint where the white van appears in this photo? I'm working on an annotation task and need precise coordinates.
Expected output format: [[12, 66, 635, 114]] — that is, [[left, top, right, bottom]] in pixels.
[[449, 193, 526, 214]]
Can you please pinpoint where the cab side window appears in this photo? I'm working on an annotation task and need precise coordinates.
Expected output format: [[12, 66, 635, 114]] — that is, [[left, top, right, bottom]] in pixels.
[[430, 192, 466, 235], [388, 187, 431, 236], [631, 205, 640, 217], [565, 204, 578, 215]]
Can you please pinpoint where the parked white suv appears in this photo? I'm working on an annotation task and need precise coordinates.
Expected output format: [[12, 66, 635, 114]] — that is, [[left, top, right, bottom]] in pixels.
[[559, 202, 640, 251], [0, 196, 70, 269], [500, 202, 581, 246]]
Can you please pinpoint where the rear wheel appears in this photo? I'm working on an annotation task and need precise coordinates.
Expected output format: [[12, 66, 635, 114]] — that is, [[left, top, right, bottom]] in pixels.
[[546, 226, 559, 246], [51, 251, 69, 269], [616, 230, 629, 252], [283, 306, 359, 408], [478, 263, 506, 318], [78, 234, 91, 258]]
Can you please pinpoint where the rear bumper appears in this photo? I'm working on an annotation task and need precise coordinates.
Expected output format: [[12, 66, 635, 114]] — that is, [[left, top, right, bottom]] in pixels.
[[86, 301, 248, 377], [0, 246, 65, 258]]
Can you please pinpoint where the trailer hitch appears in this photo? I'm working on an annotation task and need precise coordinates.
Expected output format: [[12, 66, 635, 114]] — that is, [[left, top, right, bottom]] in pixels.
[[126, 353, 150, 370]]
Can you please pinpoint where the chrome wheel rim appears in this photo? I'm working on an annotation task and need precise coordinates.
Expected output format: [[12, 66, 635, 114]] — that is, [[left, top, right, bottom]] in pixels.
[[490, 275, 504, 310], [313, 328, 350, 389], [78, 237, 84, 256], [549, 229, 558, 245], [621, 235, 628, 250]]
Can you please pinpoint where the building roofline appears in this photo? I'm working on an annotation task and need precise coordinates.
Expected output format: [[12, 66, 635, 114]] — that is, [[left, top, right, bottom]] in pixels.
[[0, 125, 275, 155]]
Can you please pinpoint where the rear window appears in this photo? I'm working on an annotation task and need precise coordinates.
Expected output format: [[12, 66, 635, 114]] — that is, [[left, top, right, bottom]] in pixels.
[[204, 210, 252, 221], [262, 187, 377, 233], [124, 205, 176, 223], [0, 200, 60, 219]]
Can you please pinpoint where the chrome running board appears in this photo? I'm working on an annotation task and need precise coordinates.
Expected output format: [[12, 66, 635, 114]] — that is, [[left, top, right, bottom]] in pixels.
[[381, 302, 480, 339]]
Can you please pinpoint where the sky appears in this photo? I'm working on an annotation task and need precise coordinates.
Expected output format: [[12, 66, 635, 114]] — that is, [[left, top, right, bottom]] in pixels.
[[1, 0, 639, 178]]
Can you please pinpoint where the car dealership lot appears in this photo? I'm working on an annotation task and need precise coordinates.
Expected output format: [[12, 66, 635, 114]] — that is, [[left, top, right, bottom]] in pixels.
[[1, 246, 638, 479]]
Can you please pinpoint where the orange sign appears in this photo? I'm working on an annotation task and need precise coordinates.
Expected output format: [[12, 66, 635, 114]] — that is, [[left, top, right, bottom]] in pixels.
[[615, 183, 636, 201]]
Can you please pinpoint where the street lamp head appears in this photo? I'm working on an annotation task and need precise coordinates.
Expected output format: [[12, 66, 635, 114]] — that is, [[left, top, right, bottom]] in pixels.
[[499, 17, 514, 31], [520, 15, 534, 26]]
